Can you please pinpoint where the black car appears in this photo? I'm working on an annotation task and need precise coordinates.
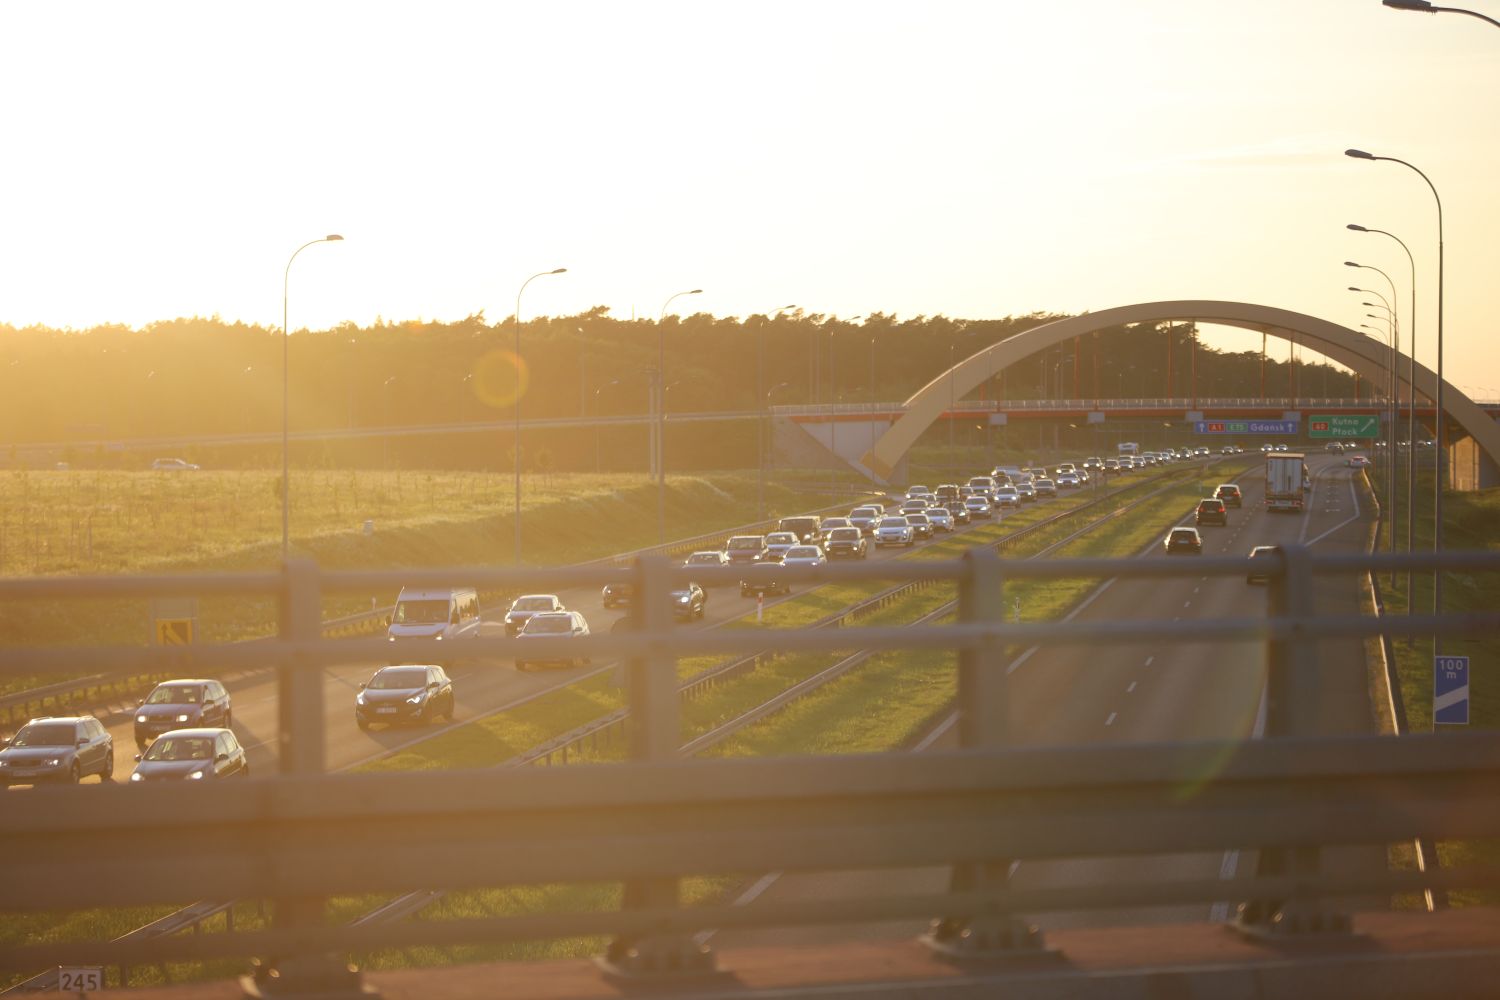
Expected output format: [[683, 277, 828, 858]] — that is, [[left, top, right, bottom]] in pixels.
[[1246, 544, 1283, 584], [1195, 498, 1228, 526], [134, 679, 232, 749], [601, 580, 634, 609], [823, 526, 868, 560], [776, 516, 823, 545], [515, 611, 592, 671], [129, 728, 248, 782], [740, 562, 790, 597], [944, 501, 970, 525], [355, 664, 455, 730], [1164, 526, 1204, 555], [671, 582, 707, 620], [0, 716, 113, 785], [724, 535, 768, 565]]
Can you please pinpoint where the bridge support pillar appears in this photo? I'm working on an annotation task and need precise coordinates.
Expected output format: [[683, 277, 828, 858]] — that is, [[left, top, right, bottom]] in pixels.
[[243, 561, 381, 999], [923, 549, 1048, 960], [1234, 544, 1353, 939], [598, 557, 716, 980]]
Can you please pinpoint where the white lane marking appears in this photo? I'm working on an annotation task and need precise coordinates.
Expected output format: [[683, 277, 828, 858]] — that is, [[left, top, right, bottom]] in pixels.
[[1208, 680, 1270, 922], [1182, 601, 1191, 608], [1303, 469, 1364, 547], [1126, 681, 1137, 693], [913, 711, 959, 751], [1105, 712, 1117, 726], [1193, 587, 1200, 594], [1145, 656, 1155, 666]]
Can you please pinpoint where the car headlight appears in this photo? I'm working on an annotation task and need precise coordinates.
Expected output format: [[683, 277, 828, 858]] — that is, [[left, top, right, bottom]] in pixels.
[[677, 595, 690, 604], [388, 636, 397, 643], [176, 714, 192, 723], [356, 693, 366, 705], [187, 769, 206, 780], [405, 693, 424, 705], [434, 634, 443, 641], [44, 758, 62, 767], [136, 715, 147, 724], [130, 771, 143, 782]]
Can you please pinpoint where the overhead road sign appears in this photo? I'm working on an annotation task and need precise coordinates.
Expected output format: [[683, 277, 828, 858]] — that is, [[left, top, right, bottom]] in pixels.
[[1309, 414, 1379, 439], [1193, 420, 1298, 435], [1434, 656, 1470, 726]]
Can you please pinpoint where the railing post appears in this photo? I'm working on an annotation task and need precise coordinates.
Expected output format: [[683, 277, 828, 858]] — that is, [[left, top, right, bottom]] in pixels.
[[242, 558, 373, 999], [599, 556, 715, 978], [1235, 544, 1351, 937], [924, 548, 1046, 959]]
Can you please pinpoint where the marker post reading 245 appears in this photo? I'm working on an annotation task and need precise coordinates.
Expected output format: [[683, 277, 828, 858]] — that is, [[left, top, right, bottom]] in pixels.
[[1434, 656, 1470, 726]]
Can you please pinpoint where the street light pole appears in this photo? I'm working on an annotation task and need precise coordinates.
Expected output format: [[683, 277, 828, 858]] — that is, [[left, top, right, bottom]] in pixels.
[[1382, 0, 1500, 28], [281, 234, 343, 560], [1349, 263, 1402, 564], [594, 379, 620, 474], [513, 267, 568, 566], [657, 288, 702, 544], [1346, 147, 1444, 647], [757, 306, 796, 521], [1350, 223, 1420, 606]]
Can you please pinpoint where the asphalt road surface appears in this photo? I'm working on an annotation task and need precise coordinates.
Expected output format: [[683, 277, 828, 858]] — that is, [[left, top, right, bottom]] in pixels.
[[709, 454, 1383, 948]]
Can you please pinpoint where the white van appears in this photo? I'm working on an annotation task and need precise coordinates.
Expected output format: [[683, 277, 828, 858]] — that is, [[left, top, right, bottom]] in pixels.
[[1118, 442, 1139, 457], [388, 587, 482, 661]]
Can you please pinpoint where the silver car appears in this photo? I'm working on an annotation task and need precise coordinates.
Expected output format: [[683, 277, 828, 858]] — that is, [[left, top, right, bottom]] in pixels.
[[874, 516, 915, 547], [780, 545, 826, 568], [925, 506, 954, 531]]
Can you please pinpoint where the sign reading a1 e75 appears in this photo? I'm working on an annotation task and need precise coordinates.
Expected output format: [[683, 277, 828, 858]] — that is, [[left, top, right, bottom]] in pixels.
[[1194, 420, 1298, 435], [1309, 414, 1379, 439]]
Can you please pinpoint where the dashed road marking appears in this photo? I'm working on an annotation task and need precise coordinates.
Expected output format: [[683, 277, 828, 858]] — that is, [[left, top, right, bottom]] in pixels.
[[1145, 656, 1154, 666], [1127, 681, 1137, 693], [1105, 712, 1117, 726]]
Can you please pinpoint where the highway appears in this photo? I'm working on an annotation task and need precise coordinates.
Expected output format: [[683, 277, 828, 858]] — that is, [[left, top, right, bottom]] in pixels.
[[38, 471, 1156, 783], [709, 453, 1384, 947]]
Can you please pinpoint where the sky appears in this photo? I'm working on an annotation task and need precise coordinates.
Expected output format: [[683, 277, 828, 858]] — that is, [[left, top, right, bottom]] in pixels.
[[1, 1, 1496, 399]]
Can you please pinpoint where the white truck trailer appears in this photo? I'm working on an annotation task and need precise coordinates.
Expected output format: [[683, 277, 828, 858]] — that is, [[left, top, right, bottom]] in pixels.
[[1265, 452, 1308, 512]]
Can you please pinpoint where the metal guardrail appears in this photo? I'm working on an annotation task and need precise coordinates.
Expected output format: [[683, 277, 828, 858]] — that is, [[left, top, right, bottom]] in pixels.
[[3, 480, 1496, 991], [0, 494, 877, 727]]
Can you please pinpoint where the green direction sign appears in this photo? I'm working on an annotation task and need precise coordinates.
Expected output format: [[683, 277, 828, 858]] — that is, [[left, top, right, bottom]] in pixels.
[[1308, 414, 1379, 439]]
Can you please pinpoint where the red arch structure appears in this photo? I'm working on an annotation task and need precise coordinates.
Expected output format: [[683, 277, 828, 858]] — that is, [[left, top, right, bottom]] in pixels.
[[860, 301, 1498, 482]]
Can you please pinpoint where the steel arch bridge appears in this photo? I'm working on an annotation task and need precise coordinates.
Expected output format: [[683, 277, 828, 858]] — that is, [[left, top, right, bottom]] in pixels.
[[859, 300, 1500, 482]]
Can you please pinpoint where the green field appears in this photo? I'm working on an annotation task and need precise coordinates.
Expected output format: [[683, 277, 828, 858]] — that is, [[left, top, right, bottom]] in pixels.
[[0, 470, 868, 702]]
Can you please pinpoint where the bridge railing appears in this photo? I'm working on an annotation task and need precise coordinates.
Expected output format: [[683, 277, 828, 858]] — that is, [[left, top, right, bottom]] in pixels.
[[1, 549, 1498, 988]]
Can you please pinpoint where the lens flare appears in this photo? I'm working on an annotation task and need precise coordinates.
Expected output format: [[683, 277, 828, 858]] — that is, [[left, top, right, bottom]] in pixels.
[[472, 350, 528, 410]]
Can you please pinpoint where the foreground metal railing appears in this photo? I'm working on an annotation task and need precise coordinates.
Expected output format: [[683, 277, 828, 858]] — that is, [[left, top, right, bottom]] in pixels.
[[1, 548, 1498, 993]]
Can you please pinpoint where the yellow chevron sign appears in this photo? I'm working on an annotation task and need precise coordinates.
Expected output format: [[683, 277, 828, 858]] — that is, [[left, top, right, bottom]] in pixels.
[[155, 618, 193, 645]]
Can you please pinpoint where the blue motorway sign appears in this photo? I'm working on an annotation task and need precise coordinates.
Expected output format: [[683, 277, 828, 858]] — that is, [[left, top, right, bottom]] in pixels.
[[1434, 655, 1470, 725], [1193, 420, 1299, 435]]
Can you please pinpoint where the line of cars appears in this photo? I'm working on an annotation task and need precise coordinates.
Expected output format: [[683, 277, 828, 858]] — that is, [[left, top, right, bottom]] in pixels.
[[1160, 480, 1284, 583]]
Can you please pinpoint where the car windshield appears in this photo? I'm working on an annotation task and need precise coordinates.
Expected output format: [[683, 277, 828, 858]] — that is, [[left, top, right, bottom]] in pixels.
[[781, 519, 817, 531], [687, 553, 720, 564], [394, 600, 449, 624], [907, 515, 929, 524], [143, 737, 214, 762], [851, 508, 877, 517], [785, 546, 820, 559], [727, 537, 763, 551], [965, 498, 985, 506], [1171, 529, 1197, 541], [766, 533, 796, 545], [523, 615, 572, 634], [513, 596, 554, 611], [146, 685, 200, 705], [10, 723, 75, 747], [369, 668, 428, 690], [830, 528, 860, 540], [879, 518, 907, 528]]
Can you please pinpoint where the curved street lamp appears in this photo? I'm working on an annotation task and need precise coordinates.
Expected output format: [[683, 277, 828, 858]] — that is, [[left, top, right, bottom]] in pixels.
[[1345, 148, 1444, 634], [1382, 0, 1500, 28], [513, 268, 568, 565], [757, 305, 797, 520], [282, 234, 343, 559], [1349, 222, 1420, 602], [656, 288, 702, 543]]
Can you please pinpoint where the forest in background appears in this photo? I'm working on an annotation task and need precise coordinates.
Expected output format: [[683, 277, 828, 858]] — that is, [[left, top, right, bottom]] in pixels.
[[0, 309, 1365, 472]]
